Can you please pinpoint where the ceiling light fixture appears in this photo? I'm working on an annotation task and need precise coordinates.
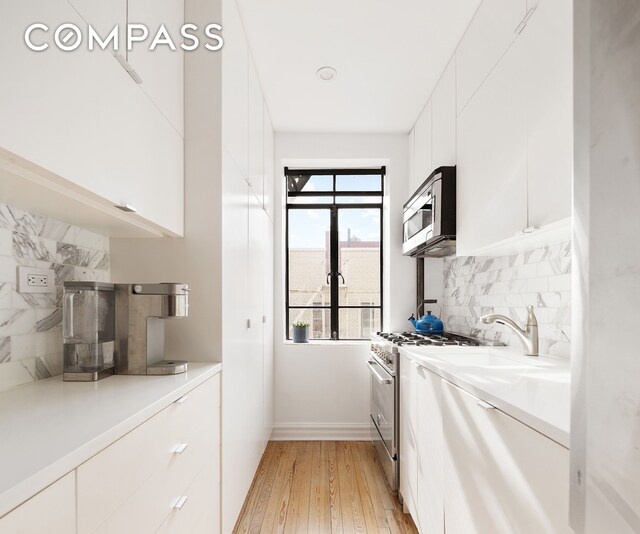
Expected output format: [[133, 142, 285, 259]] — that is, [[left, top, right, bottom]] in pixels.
[[316, 66, 337, 82]]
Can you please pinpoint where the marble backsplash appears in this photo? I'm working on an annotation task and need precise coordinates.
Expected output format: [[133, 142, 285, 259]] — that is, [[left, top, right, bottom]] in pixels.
[[0, 203, 110, 391], [442, 241, 571, 358]]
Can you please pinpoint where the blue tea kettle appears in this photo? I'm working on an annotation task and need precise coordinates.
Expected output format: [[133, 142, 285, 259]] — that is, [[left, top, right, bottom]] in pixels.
[[408, 310, 444, 334]]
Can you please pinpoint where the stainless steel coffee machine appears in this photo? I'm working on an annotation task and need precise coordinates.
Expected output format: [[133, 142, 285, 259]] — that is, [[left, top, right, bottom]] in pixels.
[[114, 283, 190, 375], [62, 281, 116, 381]]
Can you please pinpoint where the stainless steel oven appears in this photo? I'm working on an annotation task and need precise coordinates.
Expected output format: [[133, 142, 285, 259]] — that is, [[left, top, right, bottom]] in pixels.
[[367, 345, 399, 490]]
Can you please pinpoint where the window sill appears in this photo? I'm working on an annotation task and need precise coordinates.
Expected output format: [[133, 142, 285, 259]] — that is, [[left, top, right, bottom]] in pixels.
[[282, 340, 370, 347]]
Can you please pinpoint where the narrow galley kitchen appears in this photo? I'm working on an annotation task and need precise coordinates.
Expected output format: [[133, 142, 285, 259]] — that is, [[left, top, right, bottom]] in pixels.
[[1, 0, 639, 533]]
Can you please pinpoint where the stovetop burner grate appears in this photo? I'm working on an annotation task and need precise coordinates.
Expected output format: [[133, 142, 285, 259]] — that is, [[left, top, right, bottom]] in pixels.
[[376, 331, 482, 347]]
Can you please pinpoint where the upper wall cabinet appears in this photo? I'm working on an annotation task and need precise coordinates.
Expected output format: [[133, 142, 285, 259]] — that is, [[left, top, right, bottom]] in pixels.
[[520, 0, 572, 229], [248, 57, 264, 201], [457, 40, 528, 253], [431, 58, 457, 169], [0, 0, 184, 236], [413, 102, 432, 192], [221, 0, 249, 179], [66, 0, 126, 49], [456, 0, 526, 115], [456, 0, 572, 255], [128, 0, 185, 136]]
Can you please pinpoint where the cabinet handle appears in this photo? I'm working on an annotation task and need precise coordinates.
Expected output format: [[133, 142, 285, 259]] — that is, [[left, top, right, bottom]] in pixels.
[[173, 443, 189, 454], [175, 394, 189, 405], [476, 400, 495, 410], [173, 496, 188, 510], [114, 203, 137, 213]]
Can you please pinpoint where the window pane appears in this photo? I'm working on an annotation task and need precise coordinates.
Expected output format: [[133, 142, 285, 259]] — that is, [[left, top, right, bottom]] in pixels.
[[287, 174, 333, 192], [338, 208, 381, 305], [288, 209, 331, 306], [339, 308, 381, 339], [289, 308, 331, 339], [335, 174, 381, 192], [335, 195, 382, 204], [287, 195, 333, 205]]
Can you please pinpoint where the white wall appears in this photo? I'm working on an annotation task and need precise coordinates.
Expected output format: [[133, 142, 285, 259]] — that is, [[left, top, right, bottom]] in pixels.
[[272, 132, 414, 438], [571, 1, 640, 532]]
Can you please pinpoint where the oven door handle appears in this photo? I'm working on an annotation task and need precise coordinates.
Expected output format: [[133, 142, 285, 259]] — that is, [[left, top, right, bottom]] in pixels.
[[367, 360, 393, 384]]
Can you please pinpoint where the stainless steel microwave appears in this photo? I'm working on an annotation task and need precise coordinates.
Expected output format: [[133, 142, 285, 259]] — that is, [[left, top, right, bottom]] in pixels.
[[402, 166, 456, 258]]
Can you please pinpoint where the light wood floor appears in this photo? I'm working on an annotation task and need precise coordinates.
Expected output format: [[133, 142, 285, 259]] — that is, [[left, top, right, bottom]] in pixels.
[[233, 441, 418, 534]]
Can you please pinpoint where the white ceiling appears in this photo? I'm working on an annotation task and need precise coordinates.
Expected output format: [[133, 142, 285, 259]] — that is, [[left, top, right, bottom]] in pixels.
[[235, 0, 482, 133]]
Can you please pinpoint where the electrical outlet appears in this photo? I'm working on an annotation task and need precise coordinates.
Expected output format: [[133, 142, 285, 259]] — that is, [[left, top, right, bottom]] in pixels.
[[17, 266, 56, 294]]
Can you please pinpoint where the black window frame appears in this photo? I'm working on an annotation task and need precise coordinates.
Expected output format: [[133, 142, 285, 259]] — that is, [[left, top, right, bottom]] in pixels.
[[285, 167, 385, 340]]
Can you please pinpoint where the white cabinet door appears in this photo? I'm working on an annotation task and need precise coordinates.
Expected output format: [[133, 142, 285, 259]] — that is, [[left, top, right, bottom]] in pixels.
[[442, 381, 571, 534], [263, 108, 275, 219], [456, 37, 527, 255], [221, 0, 249, 179], [456, 0, 526, 114], [431, 57, 457, 168], [66, 0, 126, 50], [413, 102, 432, 192], [128, 0, 185, 136], [0, 0, 184, 236], [248, 58, 264, 200], [416, 366, 444, 534], [262, 215, 274, 445], [520, 0, 572, 228], [399, 355, 419, 521], [0, 473, 75, 534]]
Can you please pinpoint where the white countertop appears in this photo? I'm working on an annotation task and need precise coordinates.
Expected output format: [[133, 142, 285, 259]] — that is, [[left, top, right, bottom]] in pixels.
[[400, 346, 570, 448], [0, 362, 222, 518]]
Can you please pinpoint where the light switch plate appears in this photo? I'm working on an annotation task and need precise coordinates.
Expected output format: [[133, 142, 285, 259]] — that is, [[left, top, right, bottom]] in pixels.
[[17, 266, 56, 294]]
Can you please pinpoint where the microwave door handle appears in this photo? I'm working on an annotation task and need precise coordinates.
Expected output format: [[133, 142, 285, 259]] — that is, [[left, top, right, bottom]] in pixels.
[[367, 360, 392, 384]]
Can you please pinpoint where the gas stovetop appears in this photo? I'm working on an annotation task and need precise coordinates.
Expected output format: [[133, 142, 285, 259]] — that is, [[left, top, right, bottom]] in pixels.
[[375, 331, 483, 347]]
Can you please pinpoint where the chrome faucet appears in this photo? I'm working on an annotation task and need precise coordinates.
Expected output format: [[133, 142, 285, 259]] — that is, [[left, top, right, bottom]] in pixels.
[[481, 305, 539, 357]]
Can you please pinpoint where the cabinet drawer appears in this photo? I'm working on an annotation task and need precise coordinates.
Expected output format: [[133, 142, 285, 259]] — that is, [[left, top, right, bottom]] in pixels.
[[157, 462, 218, 534], [0, 473, 75, 534], [78, 376, 219, 534]]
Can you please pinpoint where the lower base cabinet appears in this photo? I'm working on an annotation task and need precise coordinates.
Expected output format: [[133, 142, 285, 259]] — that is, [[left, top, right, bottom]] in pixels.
[[78, 374, 221, 534], [0, 473, 75, 534], [0, 373, 221, 534], [442, 380, 571, 534], [399, 358, 571, 534]]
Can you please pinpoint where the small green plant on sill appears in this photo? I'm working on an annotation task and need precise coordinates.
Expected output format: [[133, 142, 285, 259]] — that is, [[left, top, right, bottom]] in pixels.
[[292, 321, 310, 343]]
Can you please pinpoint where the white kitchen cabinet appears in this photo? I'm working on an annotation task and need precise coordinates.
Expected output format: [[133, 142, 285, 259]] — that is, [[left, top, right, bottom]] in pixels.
[[248, 57, 265, 200], [456, 0, 572, 255], [0, 473, 75, 534], [0, 0, 184, 236], [431, 57, 457, 168], [413, 102, 432, 192], [221, 0, 249, 178], [128, 0, 185, 136], [77, 376, 220, 534], [442, 380, 571, 534], [263, 107, 275, 219], [416, 365, 445, 534], [66, 0, 126, 50], [520, 0, 572, 228], [399, 354, 419, 521], [221, 147, 269, 532], [456, 0, 526, 114], [262, 216, 275, 446], [456, 39, 528, 255]]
